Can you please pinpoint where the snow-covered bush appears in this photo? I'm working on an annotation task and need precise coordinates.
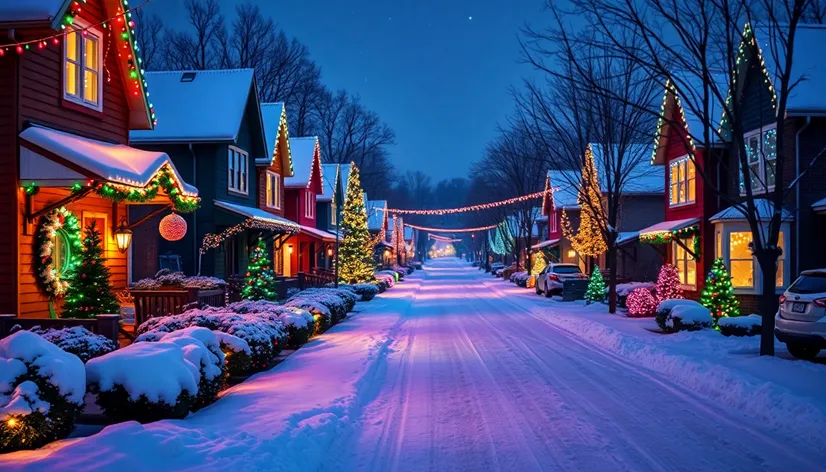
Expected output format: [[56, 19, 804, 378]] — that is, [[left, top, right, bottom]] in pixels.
[[392, 264, 411, 276], [718, 314, 762, 337], [31, 326, 117, 363], [226, 300, 316, 348], [625, 288, 658, 318], [375, 273, 395, 288], [287, 288, 354, 323], [378, 270, 400, 282], [615, 282, 656, 308], [286, 287, 302, 299], [350, 283, 379, 301], [87, 342, 198, 423], [374, 279, 388, 292], [131, 271, 226, 291], [0, 331, 86, 453], [284, 298, 333, 334], [655, 299, 713, 332], [510, 271, 530, 288], [213, 331, 252, 376]]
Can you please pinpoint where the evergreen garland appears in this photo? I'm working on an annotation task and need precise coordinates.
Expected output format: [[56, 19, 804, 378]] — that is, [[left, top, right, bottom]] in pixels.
[[241, 239, 276, 301], [700, 258, 741, 320], [339, 164, 375, 283], [61, 221, 120, 319], [585, 265, 606, 304]]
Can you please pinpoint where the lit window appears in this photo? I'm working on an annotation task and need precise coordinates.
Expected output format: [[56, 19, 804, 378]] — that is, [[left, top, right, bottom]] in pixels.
[[669, 156, 696, 206], [729, 231, 754, 288], [228, 147, 248, 194], [64, 25, 102, 110], [673, 237, 697, 288], [266, 172, 280, 208], [741, 126, 777, 194], [776, 231, 785, 287]]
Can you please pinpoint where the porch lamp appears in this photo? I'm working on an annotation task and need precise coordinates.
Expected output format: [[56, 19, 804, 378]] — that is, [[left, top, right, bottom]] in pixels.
[[327, 247, 333, 257], [114, 218, 133, 254]]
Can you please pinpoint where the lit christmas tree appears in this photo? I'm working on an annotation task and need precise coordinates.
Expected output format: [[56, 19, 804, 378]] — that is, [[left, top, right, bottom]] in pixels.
[[656, 263, 684, 302], [700, 258, 740, 320], [62, 221, 120, 319], [561, 144, 607, 257], [585, 265, 606, 304], [340, 164, 375, 283], [242, 239, 276, 301]]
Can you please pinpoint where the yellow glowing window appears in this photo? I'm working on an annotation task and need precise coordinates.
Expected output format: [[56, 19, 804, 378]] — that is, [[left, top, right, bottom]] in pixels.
[[673, 237, 696, 287], [776, 231, 785, 287], [64, 26, 102, 110], [729, 232, 754, 288], [669, 156, 696, 206]]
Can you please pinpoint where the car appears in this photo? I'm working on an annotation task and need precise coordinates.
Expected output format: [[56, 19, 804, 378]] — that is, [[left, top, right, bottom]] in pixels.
[[535, 263, 588, 297], [775, 269, 826, 360]]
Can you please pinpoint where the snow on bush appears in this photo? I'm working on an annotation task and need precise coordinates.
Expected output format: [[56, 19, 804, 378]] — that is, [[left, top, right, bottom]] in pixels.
[[510, 271, 530, 288], [212, 330, 252, 375], [374, 279, 388, 293], [392, 264, 411, 275], [375, 273, 395, 288], [131, 270, 226, 291], [286, 287, 302, 299], [340, 283, 379, 301], [287, 288, 354, 324], [31, 325, 117, 363], [87, 341, 199, 423], [626, 288, 658, 318], [284, 298, 333, 334], [616, 282, 656, 297], [227, 300, 316, 348], [0, 331, 85, 452], [718, 314, 762, 337], [656, 299, 713, 332], [378, 270, 400, 282]]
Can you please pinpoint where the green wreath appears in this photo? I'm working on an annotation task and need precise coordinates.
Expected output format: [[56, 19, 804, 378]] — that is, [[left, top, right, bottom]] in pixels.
[[34, 207, 82, 298]]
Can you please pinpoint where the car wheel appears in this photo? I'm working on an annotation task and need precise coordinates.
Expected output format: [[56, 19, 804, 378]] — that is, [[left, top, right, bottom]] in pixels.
[[544, 285, 553, 298], [787, 343, 821, 360], [535, 285, 542, 295]]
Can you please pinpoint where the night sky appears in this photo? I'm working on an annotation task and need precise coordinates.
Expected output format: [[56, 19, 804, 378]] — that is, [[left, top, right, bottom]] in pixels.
[[145, 0, 548, 180]]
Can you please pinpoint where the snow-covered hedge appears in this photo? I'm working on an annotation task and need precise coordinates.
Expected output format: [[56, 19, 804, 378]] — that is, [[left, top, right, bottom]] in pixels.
[[31, 326, 117, 363], [718, 314, 762, 337], [625, 288, 658, 318], [510, 271, 530, 288], [131, 270, 226, 291], [340, 283, 379, 301], [288, 288, 354, 323], [392, 264, 411, 275], [227, 300, 316, 349], [378, 270, 401, 282], [87, 341, 199, 423], [0, 331, 86, 452], [284, 298, 333, 334], [655, 299, 713, 332], [614, 282, 656, 308], [375, 273, 395, 288]]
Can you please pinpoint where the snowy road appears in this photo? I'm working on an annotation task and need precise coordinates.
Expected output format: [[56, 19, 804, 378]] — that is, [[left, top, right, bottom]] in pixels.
[[323, 259, 825, 472]]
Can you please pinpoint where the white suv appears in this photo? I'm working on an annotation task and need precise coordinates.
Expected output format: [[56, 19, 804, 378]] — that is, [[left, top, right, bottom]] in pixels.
[[535, 263, 588, 297], [775, 269, 826, 360]]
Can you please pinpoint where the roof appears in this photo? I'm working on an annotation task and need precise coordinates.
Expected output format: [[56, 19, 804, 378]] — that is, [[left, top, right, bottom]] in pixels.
[[19, 125, 197, 196], [298, 224, 337, 242], [214, 200, 299, 234], [284, 137, 323, 191], [131, 69, 260, 143], [319, 164, 340, 202], [813, 196, 826, 214], [339, 164, 353, 195], [547, 169, 581, 209], [616, 231, 640, 245], [531, 239, 560, 250], [366, 200, 387, 231], [709, 200, 794, 223], [592, 143, 664, 194], [259, 102, 294, 176], [638, 218, 700, 236], [0, 0, 65, 25]]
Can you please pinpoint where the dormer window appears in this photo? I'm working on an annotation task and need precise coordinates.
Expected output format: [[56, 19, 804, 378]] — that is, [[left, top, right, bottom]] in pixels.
[[669, 156, 696, 207], [64, 24, 103, 111], [741, 125, 777, 194]]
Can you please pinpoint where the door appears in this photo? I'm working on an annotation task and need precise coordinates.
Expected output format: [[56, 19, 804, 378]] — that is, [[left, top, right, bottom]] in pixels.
[[283, 244, 293, 277]]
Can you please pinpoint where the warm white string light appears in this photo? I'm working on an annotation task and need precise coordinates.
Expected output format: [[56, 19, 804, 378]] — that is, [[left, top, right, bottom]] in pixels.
[[388, 189, 554, 216], [405, 223, 498, 233]]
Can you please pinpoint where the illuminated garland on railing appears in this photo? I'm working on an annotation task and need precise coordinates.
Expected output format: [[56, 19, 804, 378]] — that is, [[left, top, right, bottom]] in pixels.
[[404, 223, 498, 232], [639, 225, 701, 261], [388, 189, 553, 216]]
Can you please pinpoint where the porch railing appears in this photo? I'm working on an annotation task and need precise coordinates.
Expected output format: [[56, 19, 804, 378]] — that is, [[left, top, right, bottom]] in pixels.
[[130, 288, 200, 328]]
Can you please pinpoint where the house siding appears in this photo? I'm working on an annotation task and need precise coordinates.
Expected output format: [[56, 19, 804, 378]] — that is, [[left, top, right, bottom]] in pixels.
[[793, 117, 826, 272], [0, 52, 19, 313]]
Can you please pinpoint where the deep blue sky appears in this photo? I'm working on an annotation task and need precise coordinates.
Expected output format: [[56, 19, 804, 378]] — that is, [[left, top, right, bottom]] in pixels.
[[145, 0, 549, 180]]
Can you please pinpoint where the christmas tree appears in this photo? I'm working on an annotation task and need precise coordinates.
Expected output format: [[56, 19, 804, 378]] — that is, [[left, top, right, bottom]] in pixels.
[[656, 263, 683, 302], [561, 144, 607, 257], [242, 238, 276, 301], [700, 258, 740, 320], [62, 221, 120, 319], [340, 164, 374, 283], [585, 265, 606, 304]]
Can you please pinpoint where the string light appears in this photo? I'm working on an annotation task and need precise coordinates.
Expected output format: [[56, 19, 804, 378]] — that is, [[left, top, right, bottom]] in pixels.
[[561, 145, 606, 257], [428, 234, 462, 243], [404, 223, 498, 233], [388, 189, 554, 216], [201, 218, 299, 254]]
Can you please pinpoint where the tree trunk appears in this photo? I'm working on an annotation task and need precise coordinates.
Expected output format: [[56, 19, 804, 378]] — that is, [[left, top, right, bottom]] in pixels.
[[757, 252, 779, 356], [607, 243, 618, 314]]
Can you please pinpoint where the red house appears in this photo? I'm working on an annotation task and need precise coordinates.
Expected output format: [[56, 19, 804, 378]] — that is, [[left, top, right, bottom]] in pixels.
[[534, 169, 584, 272], [0, 0, 198, 317], [282, 137, 336, 276]]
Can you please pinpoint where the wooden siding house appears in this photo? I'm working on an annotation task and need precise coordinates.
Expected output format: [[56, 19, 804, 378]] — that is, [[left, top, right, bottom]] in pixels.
[[535, 169, 586, 272], [0, 0, 199, 318]]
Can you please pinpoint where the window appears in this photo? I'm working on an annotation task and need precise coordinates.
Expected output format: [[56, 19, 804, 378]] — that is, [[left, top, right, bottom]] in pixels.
[[776, 231, 785, 287], [550, 212, 558, 233], [228, 147, 248, 194], [669, 156, 696, 206], [729, 231, 754, 288], [64, 24, 102, 111], [304, 189, 314, 218], [331, 202, 337, 226], [673, 237, 697, 288], [265, 172, 280, 208], [715, 224, 789, 292], [741, 126, 777, 194]]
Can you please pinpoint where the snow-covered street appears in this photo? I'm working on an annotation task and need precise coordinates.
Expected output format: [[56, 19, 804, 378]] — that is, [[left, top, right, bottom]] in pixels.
[[3, 258, 826, 471]]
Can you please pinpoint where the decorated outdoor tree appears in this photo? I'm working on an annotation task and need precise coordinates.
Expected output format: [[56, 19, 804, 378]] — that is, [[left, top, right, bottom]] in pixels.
[[62, 221, 120, 319], [585, 265, 606, 304], [340, 164, 375, 283], [656, 263, 683, 302], [242, 239, 276, 301], [700, 258, 740, 320], [561, 145, 607, 258]]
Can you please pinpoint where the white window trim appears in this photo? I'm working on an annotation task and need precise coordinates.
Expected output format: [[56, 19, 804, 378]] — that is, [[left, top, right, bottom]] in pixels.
[[740, 124, 777, 196], [331, 202, 337, 226], [227, 146, 249, 195], [265, 171, 281, 209], [63, 21, 103, 112], [713, 221, 790, 295], [672, 237, 697, 291], [304, 189, 314, 219], [668, 155, 696, 208]]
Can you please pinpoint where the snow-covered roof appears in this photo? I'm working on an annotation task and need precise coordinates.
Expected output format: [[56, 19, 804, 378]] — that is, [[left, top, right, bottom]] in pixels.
[[19, 125, 198, 196], [319, 164, 340, 202], [709, 200, 794, 223], [131, 70, 260, 143], [298, 224, 337, 242], [0, 0, 65, 25], [366, 200, 387, 231], [638, 218, 700, 236], [285, 137, 322, 190], [339, 164, 353, 195], [593, 143, 664, 194], [531, 239, 560, 250], [214, 200, 299, 233], [813, 196, 826, 214], [617, 231, 640, 245], [547, 169, 581, 209], [260, 102, 294, 176]]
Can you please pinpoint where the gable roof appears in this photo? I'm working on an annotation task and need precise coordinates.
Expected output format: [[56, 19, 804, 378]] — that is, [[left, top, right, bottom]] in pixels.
[[592, 143, 664, 194], [0, 1, 66, 25], [547, 169, 581, 210], [260, 102, 294, 176], [709, 199, 793, 223], [285, 137, 323, 192], [131, 69, 263, 144], [366, 200, 388, 231], [319, 164, 340, 202]]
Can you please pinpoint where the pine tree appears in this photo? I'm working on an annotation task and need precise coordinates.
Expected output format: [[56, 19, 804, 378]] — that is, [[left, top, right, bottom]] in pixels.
[[242, 239, 276, 301], [585, 265, 606, 304], [62, 221, 120, 319], [700, 258, 740, 320], [562, 144, 607, 257], [340, 164, 375, 283], [656, 263, 684, 302]]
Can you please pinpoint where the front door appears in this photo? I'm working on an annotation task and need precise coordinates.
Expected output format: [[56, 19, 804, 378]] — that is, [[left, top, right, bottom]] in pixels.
[[283, 244, 293, 277]]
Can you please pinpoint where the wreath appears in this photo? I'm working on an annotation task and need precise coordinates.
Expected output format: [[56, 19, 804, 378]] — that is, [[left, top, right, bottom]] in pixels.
[[34, 207, 82, 297]]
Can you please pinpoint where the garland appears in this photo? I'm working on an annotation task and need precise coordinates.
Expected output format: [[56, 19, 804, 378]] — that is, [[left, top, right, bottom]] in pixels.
[[640, 225, 701, 261], [34, 207, 82, 298], [90, 165, 200, 213]]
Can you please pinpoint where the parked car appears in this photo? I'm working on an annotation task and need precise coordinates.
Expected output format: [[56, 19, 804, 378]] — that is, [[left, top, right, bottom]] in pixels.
[[535, 264, 588, 297], [775, 269, 826, 360]]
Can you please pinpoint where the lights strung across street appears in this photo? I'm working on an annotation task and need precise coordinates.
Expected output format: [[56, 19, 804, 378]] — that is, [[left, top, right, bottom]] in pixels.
[[388, 189, 554, 216], [405, 223, 498, 233]]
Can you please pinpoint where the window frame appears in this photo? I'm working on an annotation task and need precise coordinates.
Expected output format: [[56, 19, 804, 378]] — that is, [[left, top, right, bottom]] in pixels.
[[63, 21, 103, 112], [672, 236, 697, 290], [331, 201, 337, 226], [713, 221, 790, 294], [227, 146, 249, 195], [265, 171, 280, 209], [304, 189, 314, 218], [740, 125, 777, 195], [668, 155, 696, 208]]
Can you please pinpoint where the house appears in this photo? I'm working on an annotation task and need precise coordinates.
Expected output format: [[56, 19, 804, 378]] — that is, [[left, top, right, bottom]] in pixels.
[[315, 163, 343, 270], [282, 137, 337, 277], [0, 0, 199, 317], [366, 199, 391, 264], [129, 69, 297, 280], [533, 168, 584, 271]]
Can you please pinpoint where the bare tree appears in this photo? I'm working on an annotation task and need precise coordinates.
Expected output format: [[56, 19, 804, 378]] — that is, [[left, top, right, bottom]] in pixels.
[[163, 0, 225, 70], [134, 9, 164, 70]]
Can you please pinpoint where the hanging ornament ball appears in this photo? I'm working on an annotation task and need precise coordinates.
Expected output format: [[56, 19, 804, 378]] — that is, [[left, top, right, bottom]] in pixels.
[[159, 213, 187, 241]]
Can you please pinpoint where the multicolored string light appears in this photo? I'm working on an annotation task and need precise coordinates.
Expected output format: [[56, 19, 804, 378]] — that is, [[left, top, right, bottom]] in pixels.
[[404, 223, 498, 233]]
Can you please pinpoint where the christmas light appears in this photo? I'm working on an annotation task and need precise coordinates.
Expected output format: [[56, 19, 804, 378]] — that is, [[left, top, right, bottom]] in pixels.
[[640, 226, 700, 261], [93, 164, 200, 213], [561, 145, 607, 257], [584, 266, 606, 304], [406, 223, 497, 233], [339, 163, 374, 283], [159, 213, 187, 241], [242, 239, 277, 300], [656, 264, 684, 302], [35, 207, 82, 298], [700, 258, 741, 321], [200, 217, 299, 254], [388, 189, 554, 216], [627, 288, 658, 317], [62, 221, 120, 318]]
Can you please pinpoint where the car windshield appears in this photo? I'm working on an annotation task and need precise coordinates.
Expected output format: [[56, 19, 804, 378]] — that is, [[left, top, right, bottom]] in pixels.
[[553, 266, 581, 274], [788, 274, 826, 294]]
